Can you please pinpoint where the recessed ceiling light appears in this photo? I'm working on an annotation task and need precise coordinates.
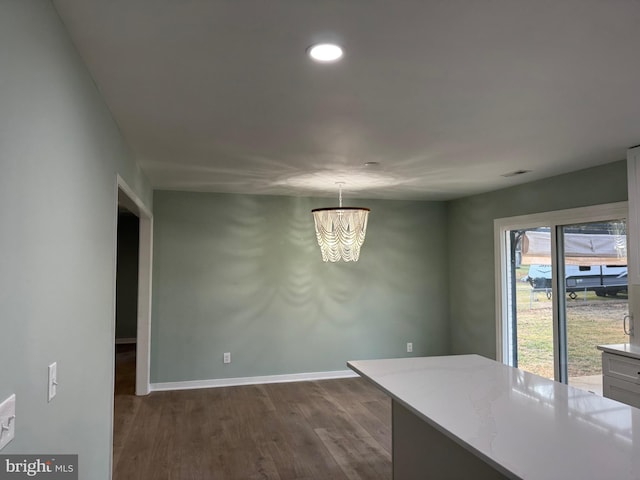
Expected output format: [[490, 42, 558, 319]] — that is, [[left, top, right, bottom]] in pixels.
[[307, 43, 344, 63]]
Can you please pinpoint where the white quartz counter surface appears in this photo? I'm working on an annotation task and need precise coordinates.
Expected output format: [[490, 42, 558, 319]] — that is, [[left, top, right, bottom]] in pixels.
[[348, 354, 640, 480], [598, 343, 640, 360]]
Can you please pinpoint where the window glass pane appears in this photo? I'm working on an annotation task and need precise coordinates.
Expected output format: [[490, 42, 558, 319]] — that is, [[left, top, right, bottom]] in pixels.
[[562, 220, 628, 394], [507, 227, 554, 380]]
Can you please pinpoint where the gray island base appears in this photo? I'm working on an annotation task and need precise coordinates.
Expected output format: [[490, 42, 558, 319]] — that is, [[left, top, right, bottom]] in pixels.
[[393, 400, 507, 479]]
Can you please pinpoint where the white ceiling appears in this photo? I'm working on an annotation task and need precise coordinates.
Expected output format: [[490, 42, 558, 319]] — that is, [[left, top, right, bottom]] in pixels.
[[53, 0, 640, 201]]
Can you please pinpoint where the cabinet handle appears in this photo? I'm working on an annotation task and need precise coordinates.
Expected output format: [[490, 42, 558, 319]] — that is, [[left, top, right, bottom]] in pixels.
[[624, 314, 633, 336]]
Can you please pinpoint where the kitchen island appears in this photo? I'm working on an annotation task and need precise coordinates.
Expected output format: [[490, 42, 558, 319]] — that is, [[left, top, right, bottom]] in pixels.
[[348, 354, 640, 480]]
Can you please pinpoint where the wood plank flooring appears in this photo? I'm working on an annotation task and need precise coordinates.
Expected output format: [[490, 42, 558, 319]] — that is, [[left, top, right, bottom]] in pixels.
[[113, 346, 391, 480]]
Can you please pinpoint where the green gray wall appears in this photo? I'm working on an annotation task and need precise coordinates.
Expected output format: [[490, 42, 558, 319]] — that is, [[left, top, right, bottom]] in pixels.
[[0, 1, 151, 478], [151, 191, 449, 382], [448, 160, 627, 358]]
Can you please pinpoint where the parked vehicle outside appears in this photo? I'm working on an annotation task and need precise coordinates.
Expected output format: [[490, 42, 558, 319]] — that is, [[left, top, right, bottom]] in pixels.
[[526, 264, 627, 298]]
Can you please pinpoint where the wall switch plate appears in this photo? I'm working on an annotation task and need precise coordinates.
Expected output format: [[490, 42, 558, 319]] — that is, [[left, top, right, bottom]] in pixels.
[[407, 342, 413, 353], [0, 394, 16, 451], [48, 362, 57, 402], [223, 352, 231, 364]]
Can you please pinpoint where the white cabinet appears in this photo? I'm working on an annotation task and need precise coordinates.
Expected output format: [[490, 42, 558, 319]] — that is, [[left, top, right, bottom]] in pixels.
[[627, 146, 640, 342], [599, 345, 640, 407], [603, 376, 640, 409], [595, 148, 640, 405], [628, 146, 640, 285], [603, 351, 640, 382]]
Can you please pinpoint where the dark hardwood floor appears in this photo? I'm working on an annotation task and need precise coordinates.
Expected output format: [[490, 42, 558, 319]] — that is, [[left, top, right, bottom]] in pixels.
[[113, 346, 391, 479]]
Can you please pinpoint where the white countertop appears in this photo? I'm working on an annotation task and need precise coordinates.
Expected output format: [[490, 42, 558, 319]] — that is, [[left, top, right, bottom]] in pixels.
[[597, 343, 640, 360], [348, 354, 640, 480]]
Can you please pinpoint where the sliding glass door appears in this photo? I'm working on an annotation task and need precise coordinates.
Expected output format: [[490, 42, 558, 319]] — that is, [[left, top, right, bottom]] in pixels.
[[496, 203, 629, 395], [504, 227, 554, 380], [560, 220, 628, 394]]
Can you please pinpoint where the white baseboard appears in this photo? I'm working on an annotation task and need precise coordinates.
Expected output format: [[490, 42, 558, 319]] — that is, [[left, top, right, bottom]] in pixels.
[[150, 369, 359, 392], [115, 337, 137, 345]]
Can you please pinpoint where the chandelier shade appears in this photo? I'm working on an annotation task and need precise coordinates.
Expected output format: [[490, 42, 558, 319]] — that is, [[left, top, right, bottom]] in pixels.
[[311, 206, 370, 262]]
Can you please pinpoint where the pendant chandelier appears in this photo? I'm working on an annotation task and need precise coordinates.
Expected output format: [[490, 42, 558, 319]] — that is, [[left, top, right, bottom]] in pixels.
[[311, 183, 370, 262]]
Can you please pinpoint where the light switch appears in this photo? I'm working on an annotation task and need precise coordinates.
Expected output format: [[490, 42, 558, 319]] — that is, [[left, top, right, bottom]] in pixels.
[[0, 394, 16, 451], [48, 362, 57, 402]]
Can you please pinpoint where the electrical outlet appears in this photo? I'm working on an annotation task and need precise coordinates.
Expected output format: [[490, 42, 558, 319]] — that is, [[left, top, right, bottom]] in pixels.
[[0, 394, 16, 451], [407, 342, 413, 353], [223, 352, 231, 364], [48, 362, 57, 402]]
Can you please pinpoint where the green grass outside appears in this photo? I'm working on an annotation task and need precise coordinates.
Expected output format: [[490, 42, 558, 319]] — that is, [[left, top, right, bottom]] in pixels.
[[515, 266, 628, 380]]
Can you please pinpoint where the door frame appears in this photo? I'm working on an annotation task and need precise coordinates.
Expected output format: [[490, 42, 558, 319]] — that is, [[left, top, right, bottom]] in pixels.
[[115, 175, 153, 395], [494, 201, 628, 380]]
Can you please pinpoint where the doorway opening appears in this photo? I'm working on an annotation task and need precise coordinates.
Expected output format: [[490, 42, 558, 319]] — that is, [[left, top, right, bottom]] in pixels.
[[115, 209, 139, 396], [112, 177, 153, 478], [114, 177, 152, 396]]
